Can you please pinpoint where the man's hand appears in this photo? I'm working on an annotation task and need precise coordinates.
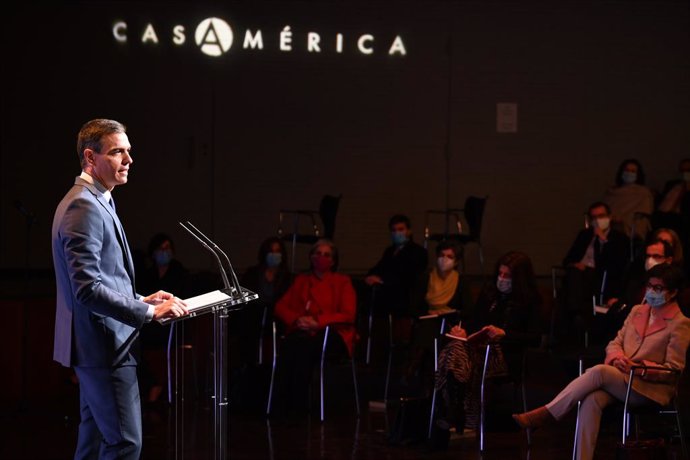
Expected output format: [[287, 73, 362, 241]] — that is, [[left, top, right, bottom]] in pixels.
[[150, 295, 189, 321], [143, 290, 173, 305], [365, 275, 383, 286]]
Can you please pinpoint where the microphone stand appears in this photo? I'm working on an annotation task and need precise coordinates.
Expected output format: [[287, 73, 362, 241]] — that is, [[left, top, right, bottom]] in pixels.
[[176, 221, 256, 460]]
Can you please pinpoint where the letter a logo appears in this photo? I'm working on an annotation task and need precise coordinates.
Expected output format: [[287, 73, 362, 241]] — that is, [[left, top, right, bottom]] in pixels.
[[195, 18, 233, 57]]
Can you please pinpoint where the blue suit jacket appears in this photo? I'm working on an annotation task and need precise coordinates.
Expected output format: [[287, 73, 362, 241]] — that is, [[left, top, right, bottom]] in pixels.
[[52, 177, 149, 368]]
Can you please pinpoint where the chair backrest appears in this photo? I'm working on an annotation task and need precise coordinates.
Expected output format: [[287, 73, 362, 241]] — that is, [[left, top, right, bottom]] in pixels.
[[319, 194, 342, 240], [464, 196, 488, 240]]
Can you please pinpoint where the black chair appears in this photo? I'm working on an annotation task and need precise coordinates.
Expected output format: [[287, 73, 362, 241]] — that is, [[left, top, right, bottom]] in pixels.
[[424, 196, 488, 273], [570, 362, 686, 459], [265, 321, 359, 422], [278, 194, 342, 272]]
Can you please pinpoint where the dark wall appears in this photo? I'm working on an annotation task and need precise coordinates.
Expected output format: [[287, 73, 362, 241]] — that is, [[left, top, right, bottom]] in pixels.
[[1, 1, 688, 277]]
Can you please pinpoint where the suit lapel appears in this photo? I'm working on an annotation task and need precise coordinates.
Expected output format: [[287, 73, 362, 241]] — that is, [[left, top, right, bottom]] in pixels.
[[632, 304, 650, 339], [77, 178, 136, 293], [645, 303, 680, 337]]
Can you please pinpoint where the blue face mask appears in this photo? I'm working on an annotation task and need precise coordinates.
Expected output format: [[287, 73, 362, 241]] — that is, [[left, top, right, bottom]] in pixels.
[[154, 250, 172, 267], [266, 252, 282, 268], [644, 289, 667, 308], [391, 231, 408, 246], [621, 171, 637, 185], [496, 278, 512, 294]]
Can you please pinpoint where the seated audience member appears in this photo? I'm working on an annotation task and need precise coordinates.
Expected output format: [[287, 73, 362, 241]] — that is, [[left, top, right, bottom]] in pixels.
[[365, 214, 428, 318], [273, 239, 356, 414], [603, 159, 655, 241], [597, 239, 675, 339], [234, 237, 292, 366], [513, 264, 690, 460], [404, 241, 473, 394], [654, 158, 690, 242], [561, 202, 629, 342], [433, 251, 542, 435], [137, 233, 190, 403], [651, 227, 684, 267]]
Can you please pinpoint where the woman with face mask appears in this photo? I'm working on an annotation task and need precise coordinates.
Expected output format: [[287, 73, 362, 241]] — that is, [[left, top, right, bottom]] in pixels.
[[602, 158, 654, 241], [236, 237, 293, 370], [514, 264, 690, 460], [272, 239, 357, 415], [136, 233, 191, 404], [432, 251, 542, 440], [403, 241, 472, 397]]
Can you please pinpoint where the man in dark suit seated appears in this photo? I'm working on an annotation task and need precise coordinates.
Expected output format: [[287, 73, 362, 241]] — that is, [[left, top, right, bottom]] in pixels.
[[52, 119, 188, 460], [560, 201, 629, 345], [365, 214, 428, 319]]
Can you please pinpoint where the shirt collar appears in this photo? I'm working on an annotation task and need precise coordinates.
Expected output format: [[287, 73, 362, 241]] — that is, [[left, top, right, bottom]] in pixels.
[[80, 171, 112, 202]]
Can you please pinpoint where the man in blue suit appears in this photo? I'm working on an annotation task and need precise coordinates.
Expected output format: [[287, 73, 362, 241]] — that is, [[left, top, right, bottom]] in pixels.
[[52, 119, 188, 460]]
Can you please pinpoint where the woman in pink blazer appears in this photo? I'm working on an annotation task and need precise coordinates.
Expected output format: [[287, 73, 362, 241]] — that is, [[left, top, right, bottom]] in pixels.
[[513, 263, 690, 460]]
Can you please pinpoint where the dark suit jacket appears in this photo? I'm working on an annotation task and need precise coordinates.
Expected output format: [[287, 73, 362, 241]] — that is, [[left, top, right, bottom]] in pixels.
[[368, 240, 428, 313], [52, 177, 149, 368], [562, 228, 630, 299]]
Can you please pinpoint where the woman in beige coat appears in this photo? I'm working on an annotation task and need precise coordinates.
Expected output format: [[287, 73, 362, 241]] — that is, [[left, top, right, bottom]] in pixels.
[[513, 263, 690, 460]]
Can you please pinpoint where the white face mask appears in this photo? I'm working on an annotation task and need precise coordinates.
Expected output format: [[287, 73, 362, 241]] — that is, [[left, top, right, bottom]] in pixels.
[[592, 217, 610, 231], [621, 171, 637, 184], [436, 256, 455, 273], [644, 256, 663, 272]]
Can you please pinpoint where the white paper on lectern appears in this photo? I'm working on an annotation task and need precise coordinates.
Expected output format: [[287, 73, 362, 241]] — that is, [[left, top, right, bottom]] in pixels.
[[183, 290, 232, 312]]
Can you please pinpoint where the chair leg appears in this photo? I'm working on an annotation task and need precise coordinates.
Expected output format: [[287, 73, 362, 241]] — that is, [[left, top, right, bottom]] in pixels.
[[320, 326, 330, 422], [384, 314, 393, 402], [479, 345, 491, 453], [266, 323, 278, 416], [351, 356, 360, 416], [428, 386, 438, 440], [572, 357, 584, 460], [673, 400, 687, 459]]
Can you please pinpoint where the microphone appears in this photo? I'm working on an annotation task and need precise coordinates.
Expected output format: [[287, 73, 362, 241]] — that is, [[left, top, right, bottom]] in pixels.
[[183, 221, 243, 297], [179, 222, 232, 293]]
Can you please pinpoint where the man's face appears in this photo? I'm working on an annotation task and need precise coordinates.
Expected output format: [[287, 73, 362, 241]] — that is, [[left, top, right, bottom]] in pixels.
[[589, 206, 609, 221], [390, 222, 411, 238], [84, 132, 133, 191], [645, 242, 672, 270]]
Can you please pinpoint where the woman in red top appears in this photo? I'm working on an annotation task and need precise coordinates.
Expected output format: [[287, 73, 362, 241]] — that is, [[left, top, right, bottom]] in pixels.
[[273, 239, 357, 414]]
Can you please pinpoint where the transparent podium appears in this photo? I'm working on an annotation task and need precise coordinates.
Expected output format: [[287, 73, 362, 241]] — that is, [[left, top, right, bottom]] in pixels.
[[164, 222, 258, 460]]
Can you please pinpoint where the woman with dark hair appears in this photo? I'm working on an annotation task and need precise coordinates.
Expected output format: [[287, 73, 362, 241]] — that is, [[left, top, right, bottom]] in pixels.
[[433, 251, 543, 435], [235, 237, 292, 367], [137, 233, 190, 403], [272, 239, 357, 414], [514, 264, 690, 460], [403, 241, 473, 394], [603, 158, 655, 240]]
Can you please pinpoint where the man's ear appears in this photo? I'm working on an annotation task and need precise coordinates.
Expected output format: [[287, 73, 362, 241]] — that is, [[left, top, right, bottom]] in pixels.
[[83, 149, 95, 166]]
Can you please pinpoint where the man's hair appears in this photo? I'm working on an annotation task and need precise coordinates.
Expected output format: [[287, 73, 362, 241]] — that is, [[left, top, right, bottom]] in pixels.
[[388, 214, 411, 230], [647, 239, 674, 258], [588, 201, 611, 217], [77, 119, 126, 167]]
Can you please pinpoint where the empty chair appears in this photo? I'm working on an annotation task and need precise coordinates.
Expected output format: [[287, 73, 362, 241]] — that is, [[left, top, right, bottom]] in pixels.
[[424, 195, 488, 273], [278, 194, 342, 272]]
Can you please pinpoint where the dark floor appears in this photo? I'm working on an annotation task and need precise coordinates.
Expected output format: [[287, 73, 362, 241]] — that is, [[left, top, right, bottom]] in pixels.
[[3, 340, 688, 460]]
